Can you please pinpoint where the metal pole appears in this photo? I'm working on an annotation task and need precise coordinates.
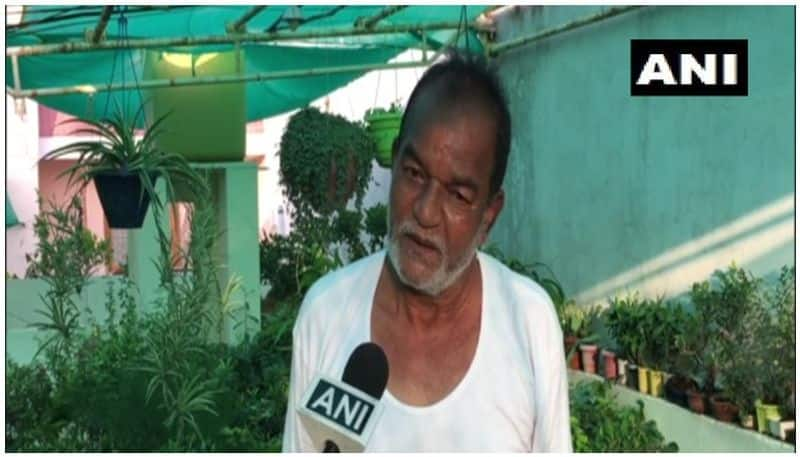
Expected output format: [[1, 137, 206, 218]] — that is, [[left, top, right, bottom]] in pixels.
[[356, 6, 407, 29], [7, 21, 485, 58], [89, 6, 114, 43], [10, 55, 25, 116], [12, 59, 433, 98], [227, 6, 267, 33], [488, 5, 642, 56]]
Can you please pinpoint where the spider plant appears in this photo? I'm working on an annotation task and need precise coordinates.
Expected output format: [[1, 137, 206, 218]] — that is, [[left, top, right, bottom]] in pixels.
[[40, 102, 206, 216]]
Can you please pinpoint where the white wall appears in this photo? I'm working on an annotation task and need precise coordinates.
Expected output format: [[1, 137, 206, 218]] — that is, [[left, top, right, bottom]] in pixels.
[[6, 96, 41, 277]]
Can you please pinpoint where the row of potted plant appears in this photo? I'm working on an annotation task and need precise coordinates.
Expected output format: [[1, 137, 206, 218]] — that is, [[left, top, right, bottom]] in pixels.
[[562, 264, 795, 444]]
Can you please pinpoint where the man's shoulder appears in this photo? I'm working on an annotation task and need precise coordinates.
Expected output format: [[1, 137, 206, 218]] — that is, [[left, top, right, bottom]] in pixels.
[[479, 250, 562, 335], [294, 250, 383, 332]]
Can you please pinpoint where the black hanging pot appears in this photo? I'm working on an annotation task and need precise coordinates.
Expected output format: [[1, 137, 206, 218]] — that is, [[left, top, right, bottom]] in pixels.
[[93, 171, 159, 229]]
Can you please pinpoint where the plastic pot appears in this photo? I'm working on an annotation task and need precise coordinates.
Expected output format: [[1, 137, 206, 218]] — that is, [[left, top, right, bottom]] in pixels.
[[601, 350, 618, 380], [664, 374, 697, 408], [687, 390, 707, 415], [768, 419, 795, 441], [739, 413, 755, 429], [365, 110, 402, 168], [626, 363, 639, 390], [93, 172, 158, 229], [756, 400, 782, 433], [637, 366, 650, 394], [617, 358, 628, 385], [580, 344, 599, 374], [709, 394, 740, 423], [648, 370, 664, 397]]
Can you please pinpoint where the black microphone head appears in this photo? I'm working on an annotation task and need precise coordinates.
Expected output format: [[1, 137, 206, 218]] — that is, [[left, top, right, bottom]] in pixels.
[[342, 342, 389, 400]]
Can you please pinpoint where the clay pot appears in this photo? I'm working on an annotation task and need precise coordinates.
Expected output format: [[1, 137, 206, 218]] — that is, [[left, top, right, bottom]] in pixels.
[[687, 390, 707, 415], [601, 350, 618, 380], [580, 344, 599, 374], [709, 394, 740, 423], [664, 374, 698, 408], [637, 366, 650, 394], [564, 335, 581, 370], [617, 358, 628, 385]]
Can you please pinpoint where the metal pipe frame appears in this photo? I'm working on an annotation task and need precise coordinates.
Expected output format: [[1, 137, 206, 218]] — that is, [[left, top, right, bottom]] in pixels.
[[487, 5, 642, 56], [10, 58, 434, 98], [356, 6, 407, 29], [227, 6, 268, 34], [7, 20, 486, 58]]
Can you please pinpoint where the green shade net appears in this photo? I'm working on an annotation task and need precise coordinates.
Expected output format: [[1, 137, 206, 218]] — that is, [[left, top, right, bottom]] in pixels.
[[6, 195, 20, 227], [6, 6, 488, 124]]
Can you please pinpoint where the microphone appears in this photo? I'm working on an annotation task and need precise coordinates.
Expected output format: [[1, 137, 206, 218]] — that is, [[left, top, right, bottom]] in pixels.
[[298, 342, 390, 452]]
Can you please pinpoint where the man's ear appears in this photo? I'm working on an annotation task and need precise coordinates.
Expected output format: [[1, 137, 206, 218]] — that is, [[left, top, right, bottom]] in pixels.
[[481, 189, 505, 244]]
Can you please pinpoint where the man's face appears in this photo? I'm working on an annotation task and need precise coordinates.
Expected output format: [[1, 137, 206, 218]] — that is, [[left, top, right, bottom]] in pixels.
[[386, 103, 504, 296]]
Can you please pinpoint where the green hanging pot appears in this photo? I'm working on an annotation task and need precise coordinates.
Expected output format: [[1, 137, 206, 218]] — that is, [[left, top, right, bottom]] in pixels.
[[365, 110, 403, 168]]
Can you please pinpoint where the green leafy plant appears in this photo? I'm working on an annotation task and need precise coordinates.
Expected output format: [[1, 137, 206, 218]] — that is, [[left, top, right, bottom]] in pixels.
[[570, 381, 678, 452], [482, 243, 566, 308], [25, 194, 112, 294], [278, 107, 375, 215], [363, 203, 388, 253], [39, 103, 207, 211], [605, 293, 649, 366]]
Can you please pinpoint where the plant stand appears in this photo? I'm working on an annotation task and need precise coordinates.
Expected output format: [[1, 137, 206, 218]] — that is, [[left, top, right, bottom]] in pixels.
[[128, 161, 260, 345]]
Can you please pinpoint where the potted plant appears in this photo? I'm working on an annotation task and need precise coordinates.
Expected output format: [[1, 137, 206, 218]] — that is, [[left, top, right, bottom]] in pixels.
[[364, 102, 403, 168], [280, 107, 375, 215], [561, 304, 600, 372], [40, 103, 204, 229], [605, 294, 649, 392]]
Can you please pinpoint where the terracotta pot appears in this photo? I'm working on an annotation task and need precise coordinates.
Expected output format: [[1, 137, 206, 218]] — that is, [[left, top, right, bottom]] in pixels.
[[687, 390, 707, 415], [564, 336, 581, 370], [617, 358, 628, 385], [637, 366, 650, 394], [709, 394, 740, 423], [756, 400, 782, 433], [648, 370, 664, 397], [626, 363, 639, 390], [580, 344, 599, 374], [664, 374, 698, 408], [601, 350, 618, 380]]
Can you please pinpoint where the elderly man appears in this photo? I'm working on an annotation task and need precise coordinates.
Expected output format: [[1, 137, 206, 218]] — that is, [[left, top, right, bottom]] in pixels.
[[282, 52, 572, 452]]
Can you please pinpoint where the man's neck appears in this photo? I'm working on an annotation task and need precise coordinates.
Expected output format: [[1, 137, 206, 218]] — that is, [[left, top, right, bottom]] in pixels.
[[382, 256, 481, 334]]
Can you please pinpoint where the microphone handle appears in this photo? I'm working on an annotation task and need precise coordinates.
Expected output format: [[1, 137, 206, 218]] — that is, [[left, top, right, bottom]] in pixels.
[[323, 440, 340, 453]]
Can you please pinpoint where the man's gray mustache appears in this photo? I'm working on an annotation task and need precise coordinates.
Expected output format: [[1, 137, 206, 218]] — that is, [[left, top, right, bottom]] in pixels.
[[394, 222, 445, 253]]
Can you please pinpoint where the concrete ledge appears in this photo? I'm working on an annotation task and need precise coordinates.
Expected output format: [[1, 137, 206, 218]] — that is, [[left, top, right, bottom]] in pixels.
[[569, 370, 795, 452]]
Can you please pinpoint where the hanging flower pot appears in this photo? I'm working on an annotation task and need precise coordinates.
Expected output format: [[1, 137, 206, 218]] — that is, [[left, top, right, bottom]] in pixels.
[[564, 335, 581, 370], [648, 369, 664, 397], [627, 363, 639, 390], [601, 349, 617, 380], [93, 172, 159, 229], [365, 106, 403, 168], [617, 358, 628, 385], [687, 389, 707, 415], [579, 344, 598, 374], [709, 394, 740, 423], [637, 366, 650, 394], [755, 400, 782, 433]]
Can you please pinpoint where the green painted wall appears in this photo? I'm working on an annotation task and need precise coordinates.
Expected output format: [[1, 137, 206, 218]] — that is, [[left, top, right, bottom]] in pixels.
[[491, 6, 794, 305], [7, 277, 125, 364], [569, 370, 795, 452], [144, 49, 246, 162]]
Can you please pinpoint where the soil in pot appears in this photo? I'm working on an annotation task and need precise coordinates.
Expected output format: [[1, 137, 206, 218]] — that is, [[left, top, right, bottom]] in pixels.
[[710, 394, 740, 423], [687, 390, 707, 415], [580, 345, 599, 374]]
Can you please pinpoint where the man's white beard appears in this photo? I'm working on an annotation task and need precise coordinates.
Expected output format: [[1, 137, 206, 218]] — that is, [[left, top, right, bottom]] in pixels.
[[386, 205, 486, 297]]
